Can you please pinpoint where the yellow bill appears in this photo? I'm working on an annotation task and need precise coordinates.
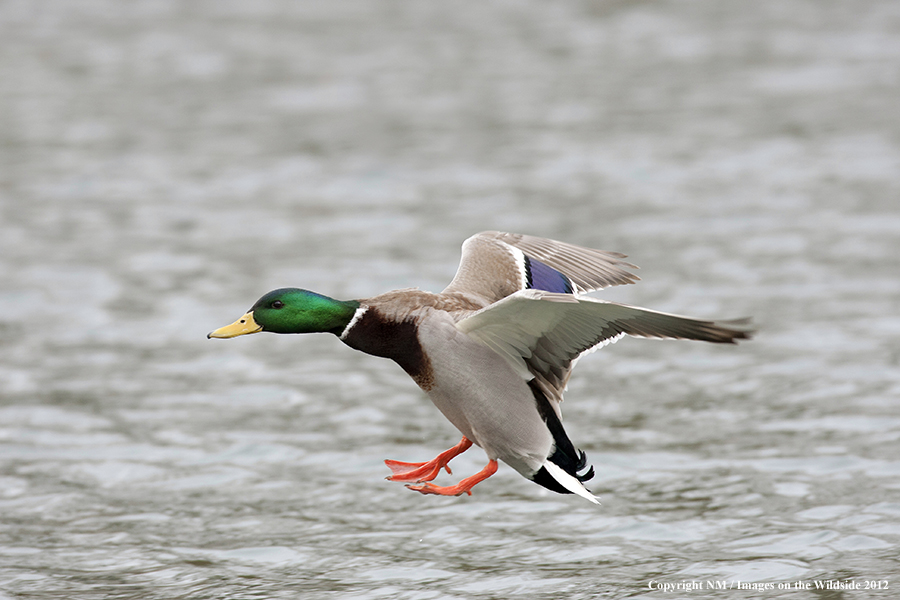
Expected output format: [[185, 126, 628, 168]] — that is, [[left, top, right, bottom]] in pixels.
[[207, 312, 263, 339]]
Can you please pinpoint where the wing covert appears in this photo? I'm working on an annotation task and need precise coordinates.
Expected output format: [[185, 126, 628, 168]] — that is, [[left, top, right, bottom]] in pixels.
[[443, 231, 639, 304], [456, 290, 753, 403]]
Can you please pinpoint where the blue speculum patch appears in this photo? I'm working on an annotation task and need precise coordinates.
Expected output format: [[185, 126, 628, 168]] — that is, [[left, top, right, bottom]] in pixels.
[[524, 256, 574, 293]]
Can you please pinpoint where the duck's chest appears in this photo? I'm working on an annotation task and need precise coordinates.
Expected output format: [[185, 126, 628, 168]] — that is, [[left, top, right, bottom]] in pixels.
[[338, 306, 435, 390], [338, 292, 486, 390]]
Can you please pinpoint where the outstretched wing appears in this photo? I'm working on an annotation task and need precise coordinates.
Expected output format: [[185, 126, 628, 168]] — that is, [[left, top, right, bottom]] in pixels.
[[457, 289, 753, 404], [442, 231, 639, 304]]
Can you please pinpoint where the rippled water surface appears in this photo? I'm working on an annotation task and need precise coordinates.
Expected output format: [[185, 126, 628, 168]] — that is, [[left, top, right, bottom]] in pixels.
[[2, 1, 899, 598]]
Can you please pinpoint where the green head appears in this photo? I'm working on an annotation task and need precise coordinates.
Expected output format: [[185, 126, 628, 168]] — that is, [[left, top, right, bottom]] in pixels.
[[208, 288, 360, 338]]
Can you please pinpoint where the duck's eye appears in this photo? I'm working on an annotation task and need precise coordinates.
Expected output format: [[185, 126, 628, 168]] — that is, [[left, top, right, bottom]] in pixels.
[[272, 301, 285, 309]]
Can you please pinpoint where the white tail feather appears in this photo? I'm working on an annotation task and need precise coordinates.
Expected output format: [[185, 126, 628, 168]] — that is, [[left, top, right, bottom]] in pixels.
[[541, 460, 601, 505]]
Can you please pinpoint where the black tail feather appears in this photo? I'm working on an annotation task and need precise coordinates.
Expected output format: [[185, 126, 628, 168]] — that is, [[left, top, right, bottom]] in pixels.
[[529, 381, 595, 493]]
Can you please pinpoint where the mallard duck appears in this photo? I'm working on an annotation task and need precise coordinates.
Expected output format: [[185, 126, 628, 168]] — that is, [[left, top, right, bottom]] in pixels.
[[209, 231, 752, 503]]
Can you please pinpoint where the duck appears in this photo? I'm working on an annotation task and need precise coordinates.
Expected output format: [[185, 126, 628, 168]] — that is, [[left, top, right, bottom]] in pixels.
[[208, 231, 752, 503]]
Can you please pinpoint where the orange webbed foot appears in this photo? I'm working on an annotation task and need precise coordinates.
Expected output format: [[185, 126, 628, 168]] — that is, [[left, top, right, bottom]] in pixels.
[[405, 459, 498, 497], [384, 437, 473, 483], [384, 458, 451, 482]]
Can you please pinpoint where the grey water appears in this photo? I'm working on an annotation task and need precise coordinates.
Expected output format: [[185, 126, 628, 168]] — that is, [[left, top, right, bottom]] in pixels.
[[1, 1, 899, 598]]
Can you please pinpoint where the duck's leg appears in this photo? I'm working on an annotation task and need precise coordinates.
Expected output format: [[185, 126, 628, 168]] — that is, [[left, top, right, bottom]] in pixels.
[[384, 437, 473, 483], [405, 459, 498, 497]]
